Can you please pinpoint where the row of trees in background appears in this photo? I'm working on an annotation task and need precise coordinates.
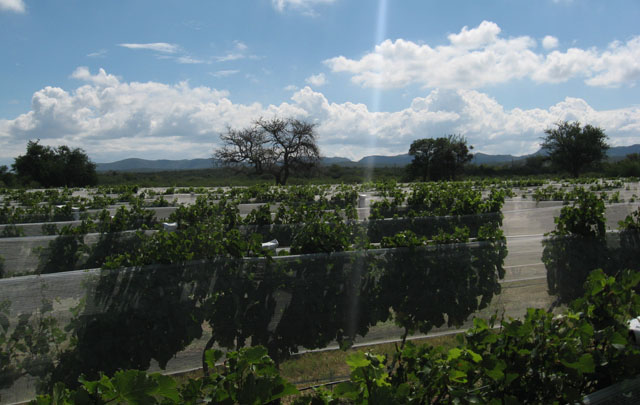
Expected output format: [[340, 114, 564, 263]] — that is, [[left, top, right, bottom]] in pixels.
[[213, 116, 477, 184], [406, 121, 611, 181], [214, 118, 613, 184], [0, 120, 617, 188]]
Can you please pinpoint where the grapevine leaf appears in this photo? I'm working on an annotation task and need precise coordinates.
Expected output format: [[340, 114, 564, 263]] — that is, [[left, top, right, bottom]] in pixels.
[[562, 353, 595, 374]]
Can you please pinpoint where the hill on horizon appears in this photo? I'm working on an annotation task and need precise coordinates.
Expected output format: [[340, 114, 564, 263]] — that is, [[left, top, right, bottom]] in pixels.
[[95, 144, 640, 172]]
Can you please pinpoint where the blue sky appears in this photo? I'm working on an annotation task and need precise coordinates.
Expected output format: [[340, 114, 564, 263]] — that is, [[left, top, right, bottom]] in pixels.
[[1, 0, 639, 164]]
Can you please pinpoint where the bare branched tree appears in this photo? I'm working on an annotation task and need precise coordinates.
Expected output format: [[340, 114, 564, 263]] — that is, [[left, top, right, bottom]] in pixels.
[[213, 126, 268, 174], [214, 117, 321, 185], [255, 117, 320, 185]]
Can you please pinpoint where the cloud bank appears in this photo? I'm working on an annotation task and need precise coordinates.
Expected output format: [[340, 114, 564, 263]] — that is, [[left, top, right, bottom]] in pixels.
[[1, 68, 639, 163], [325, 21, 640, 89]]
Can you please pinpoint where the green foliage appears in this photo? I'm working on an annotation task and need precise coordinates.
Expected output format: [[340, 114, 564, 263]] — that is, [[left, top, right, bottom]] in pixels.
[[0, 165, 16, 187], [617, 208, 640, 273], [377, 269, 640, 404], [35, 347, 297, 405], [368, 182, 504, 243], [290, 210, 355, 254], [0, 199, 80, 225], [264, 252, 387, 360], [244, 203, 273, 226], [328, 351, 396, 404], [329, 187, 358, 208], [41, 223, 59, 236], [1, 224, 24, 238], [542, 187, 640, 310], [457, 269, 640, 403], [33, 269, 640, 404], [378, 239, 505, 340], [12, 140, 98, 187], [618, 207, 640, 231], [430, 226, 470, 244], [38, 371, 180, 405], [0, 299, 66, 401], [543, 190, 610, 305], [49, 262, 207, 388], [380, 230, 426, 248], [16, 181, 506, 389], [0, 181, 513, 399], [605, 153, 640, 177], [36, 223, 90, 274], [47, 199, 273, 386], [204, 347, 298, 404], [551, 188, 606, 239], [541, 121, 609, 177]]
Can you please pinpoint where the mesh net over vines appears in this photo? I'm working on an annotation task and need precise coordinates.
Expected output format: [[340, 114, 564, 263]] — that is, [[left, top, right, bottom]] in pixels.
[[1, 182, 639, 403]]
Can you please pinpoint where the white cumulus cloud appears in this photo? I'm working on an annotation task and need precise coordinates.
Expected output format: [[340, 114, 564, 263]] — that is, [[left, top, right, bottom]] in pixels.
[[542, 35, 559, 50], [305, 73, 328, 87], [448, 21, 502, 49], [585, 37, 640, 87], [71, 67, 120, 87], [1, 68, 639, 164], [0, 0, 25, 13], [325, 21, 640, 89]]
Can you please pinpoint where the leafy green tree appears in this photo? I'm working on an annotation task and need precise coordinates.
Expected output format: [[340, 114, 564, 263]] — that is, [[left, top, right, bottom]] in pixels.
[[605, 153, 640, 177], [12, 140, 98, 187], [407, 135, 473, 181], [0, 165, 16, 187], [541, 121, 609, 177]]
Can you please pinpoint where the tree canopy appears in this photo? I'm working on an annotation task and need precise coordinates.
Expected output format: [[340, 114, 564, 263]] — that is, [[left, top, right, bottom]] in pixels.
[[407, 135, 473, 181], [541, 121, 609, 177], [12, 140, 98, 187], [214, 117, 321, 185]]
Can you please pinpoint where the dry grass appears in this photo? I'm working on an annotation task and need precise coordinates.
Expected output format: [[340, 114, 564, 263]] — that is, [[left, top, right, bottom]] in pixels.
[[281, 333, 459, 386], [171, 333, 460, 390]]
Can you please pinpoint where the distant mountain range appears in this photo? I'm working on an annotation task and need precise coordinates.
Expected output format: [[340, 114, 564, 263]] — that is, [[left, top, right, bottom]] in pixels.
[[97, 158, 214, 172], [96, 144, 640, 172]]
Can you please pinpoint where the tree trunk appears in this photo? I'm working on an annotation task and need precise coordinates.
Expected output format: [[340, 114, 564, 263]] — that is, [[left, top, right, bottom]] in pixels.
[[201, 335, 217, 377]]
